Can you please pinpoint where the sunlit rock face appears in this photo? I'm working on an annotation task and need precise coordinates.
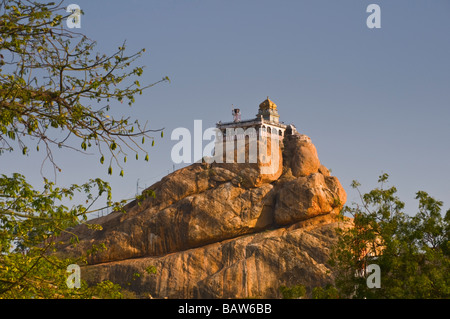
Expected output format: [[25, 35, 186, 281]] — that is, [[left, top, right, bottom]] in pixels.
[[56, 127, 349, 298]]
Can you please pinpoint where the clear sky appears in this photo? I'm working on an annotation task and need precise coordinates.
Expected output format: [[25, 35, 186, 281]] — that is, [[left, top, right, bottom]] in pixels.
[[3, 0, 450, 217]]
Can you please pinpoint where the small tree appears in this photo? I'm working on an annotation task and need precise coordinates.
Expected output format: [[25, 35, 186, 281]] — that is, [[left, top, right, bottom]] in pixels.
[[279, 284, 306, 299], [312, 284, 339, 299], [0, 0, 168, 298], [329, 174, 450, 298]]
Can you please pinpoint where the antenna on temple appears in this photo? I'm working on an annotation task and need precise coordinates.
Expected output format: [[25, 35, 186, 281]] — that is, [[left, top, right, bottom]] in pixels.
[[231, 104, 241, 122]]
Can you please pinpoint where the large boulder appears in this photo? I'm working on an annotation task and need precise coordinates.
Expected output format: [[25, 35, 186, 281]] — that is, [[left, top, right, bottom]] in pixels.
[[82, 215, 352, 298], [274, 173, 347, 225], [55, 130, 348, 297], [283, 134, 321, 177]]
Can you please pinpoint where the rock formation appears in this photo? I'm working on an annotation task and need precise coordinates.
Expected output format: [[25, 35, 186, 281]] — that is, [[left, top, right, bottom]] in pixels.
[[56, 128, 349, 298]]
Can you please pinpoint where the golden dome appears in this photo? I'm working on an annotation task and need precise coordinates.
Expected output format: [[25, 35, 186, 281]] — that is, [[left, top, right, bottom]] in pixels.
[[259, 97, 277, 110]]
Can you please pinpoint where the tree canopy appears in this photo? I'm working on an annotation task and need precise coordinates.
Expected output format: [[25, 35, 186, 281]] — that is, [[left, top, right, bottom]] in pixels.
[[0, 0, 167, 298], [327, 174, 450, 298]]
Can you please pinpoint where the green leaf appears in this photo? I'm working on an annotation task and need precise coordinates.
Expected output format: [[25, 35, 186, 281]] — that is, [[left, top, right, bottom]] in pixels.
[[145, 265, 157, 275]]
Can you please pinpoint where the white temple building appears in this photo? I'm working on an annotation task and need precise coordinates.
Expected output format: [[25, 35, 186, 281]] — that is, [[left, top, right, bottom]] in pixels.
[[216, 97, 290, 143]]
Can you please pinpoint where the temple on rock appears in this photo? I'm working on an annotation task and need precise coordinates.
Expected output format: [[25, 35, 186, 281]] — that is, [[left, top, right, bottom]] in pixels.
[[212, 97, 299, 169], [216, 97, 290, 142]]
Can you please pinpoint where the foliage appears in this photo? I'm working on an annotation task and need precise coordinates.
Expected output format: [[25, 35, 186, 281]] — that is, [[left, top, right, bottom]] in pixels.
[[0, 252, 122, 299], [312, 284, 339, 299], [145, 265, 157, 275], [0, 0, 168, 172], [0, 172, 123, 298], [0, 0, 166, 298], [279, 284, 306, 299], [328, 174, 450, 299]]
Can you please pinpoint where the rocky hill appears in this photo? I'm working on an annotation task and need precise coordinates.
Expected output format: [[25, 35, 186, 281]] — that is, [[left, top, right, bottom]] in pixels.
[[56, 129, 350, 298]]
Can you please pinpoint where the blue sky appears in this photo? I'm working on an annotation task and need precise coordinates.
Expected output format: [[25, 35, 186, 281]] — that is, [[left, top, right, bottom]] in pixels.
[[4, 0, 450, 217]]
